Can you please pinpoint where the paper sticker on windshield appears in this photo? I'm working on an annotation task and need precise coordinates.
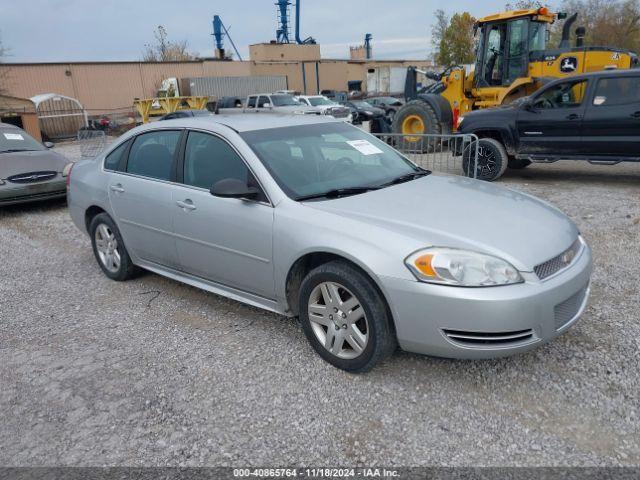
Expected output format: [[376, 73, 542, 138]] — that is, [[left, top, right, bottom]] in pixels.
[[4, 133, 24, 141], [347, 140, 383, 155]]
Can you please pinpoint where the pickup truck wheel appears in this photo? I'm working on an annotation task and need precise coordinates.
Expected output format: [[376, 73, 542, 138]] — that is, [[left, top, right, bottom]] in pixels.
[[463, 138, 508, 181], [508, 158, 532, 169], [298, 260, 396, 373]]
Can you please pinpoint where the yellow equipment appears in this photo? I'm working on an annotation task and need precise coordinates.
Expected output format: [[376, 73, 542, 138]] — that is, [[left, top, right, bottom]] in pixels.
[[393, 8, 638, 137], [134, 96, 208, 124]]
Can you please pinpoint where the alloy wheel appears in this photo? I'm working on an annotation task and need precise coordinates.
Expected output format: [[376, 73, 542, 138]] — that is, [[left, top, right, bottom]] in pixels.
[[477, 145, 498, 177], [307, 281, 369, 359], [94, 223, 121, 273]]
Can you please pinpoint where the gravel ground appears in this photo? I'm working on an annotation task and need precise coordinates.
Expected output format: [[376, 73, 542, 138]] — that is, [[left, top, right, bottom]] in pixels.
[[1, 141, 639, 467]]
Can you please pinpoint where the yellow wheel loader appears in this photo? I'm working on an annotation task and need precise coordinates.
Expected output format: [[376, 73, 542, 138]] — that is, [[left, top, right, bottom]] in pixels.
[[393, 7, 638, 139]]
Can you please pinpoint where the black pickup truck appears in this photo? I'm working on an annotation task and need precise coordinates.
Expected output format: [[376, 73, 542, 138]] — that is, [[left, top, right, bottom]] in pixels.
[[458, 69, 640, 181]]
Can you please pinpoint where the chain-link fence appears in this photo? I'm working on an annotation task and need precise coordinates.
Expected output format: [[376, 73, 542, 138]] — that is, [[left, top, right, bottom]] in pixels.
[[77, 129, 107, 158], [373, 133, 479, 178]]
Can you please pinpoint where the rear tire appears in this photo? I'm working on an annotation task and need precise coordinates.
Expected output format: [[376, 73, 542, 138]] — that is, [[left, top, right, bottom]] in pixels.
[[89, 213, 138, 281], [298, 260, 396, 373], [463, 138, 509, 181], [392, 100, 442, 153], [508, 157, 532, 169]]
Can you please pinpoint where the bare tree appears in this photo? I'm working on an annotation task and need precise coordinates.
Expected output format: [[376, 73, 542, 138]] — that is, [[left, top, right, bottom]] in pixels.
[[431, 10, 449, 64], [559, 0, 640, 51], [505, 0, 546, 9], [142, 26, 196, 62], [0, 35, 9, 96]]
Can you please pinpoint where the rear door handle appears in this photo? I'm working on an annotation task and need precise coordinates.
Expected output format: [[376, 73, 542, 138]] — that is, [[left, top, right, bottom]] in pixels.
[[110, 184, 125, 193], [566, 113, 582, 120], [176, 199, 197, 211]]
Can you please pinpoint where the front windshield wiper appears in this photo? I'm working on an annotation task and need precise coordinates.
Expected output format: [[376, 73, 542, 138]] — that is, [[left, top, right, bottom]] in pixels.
[[296, 186, 380, 201], [376, 170, 431, 188]]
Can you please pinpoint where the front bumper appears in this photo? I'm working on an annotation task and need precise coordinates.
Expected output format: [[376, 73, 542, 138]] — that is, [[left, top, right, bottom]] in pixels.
[[380, 243, 592, 359], [0, 176, 66, 206]]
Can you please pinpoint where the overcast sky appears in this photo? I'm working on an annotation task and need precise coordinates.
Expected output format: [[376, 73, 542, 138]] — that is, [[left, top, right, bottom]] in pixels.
[[1, 0, 511, 63]]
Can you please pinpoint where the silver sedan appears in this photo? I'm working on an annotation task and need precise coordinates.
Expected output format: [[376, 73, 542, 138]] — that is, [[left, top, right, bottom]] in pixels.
[[0, 123, 72, 206], [68, 115, 592, 372]]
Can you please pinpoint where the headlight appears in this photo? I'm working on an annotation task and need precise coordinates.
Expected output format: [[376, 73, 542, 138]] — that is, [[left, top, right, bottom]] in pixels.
[[364, 111, 373, 115], [405, 248, 523, 287], [62, 162, 74, 177]]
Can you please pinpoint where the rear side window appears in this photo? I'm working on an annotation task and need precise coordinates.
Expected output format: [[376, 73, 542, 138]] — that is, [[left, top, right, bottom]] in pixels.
[[126, 130, 181, 181], [183, 131, 250, 189], [104, 140, 130, 171], [593, 77, 640, 106], [247, 96, 257, 108]]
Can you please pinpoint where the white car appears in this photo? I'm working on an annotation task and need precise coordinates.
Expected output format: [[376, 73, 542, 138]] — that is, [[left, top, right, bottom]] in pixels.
[[296, 95, 353, 122]]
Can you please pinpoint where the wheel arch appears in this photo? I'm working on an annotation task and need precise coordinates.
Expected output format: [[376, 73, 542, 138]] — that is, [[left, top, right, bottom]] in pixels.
[[84, 205, 108, 234], [470, 128, 516, 155], [284, 250, 395, 328], [416, 93, 453, 131]]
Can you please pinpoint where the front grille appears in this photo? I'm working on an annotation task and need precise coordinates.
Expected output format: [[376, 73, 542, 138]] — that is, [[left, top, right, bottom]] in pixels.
[[534, 238, 583, 280], [554, 285, 588, 330], [8, 171, 58, 184], [442, 328, 536, 347]]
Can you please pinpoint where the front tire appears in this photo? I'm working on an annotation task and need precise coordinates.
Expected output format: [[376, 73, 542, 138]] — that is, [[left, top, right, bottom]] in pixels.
[[89, 213, 138, 281], [463, 138, 509, 181], [392, 100, 442, 152], [298, 261, 396, 373]]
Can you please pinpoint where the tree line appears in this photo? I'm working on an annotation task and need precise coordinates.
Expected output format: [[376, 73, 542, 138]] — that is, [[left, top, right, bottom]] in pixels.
[[432, 0, 640, 66]]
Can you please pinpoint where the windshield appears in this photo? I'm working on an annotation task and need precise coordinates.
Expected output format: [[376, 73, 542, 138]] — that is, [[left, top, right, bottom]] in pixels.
[[241, 122, 424, 200], [352, 101, 374, 109], [271, 95, 301, 107], [308, 97, 334, 106], [0, 127, 45, 153]]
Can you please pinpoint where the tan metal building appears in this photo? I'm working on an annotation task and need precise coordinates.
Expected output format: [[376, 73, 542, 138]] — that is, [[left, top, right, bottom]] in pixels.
[[0, 43, 433, 115], [0, 95, 42, 142]]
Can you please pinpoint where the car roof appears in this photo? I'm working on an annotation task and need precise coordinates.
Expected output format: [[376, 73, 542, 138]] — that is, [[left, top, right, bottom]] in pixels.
[[145, 113, 341, 133]]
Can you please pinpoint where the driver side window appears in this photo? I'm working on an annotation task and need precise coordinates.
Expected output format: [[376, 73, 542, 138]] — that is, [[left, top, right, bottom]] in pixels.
[[183, 131, 251, 190], [533, 80, 588, 109]]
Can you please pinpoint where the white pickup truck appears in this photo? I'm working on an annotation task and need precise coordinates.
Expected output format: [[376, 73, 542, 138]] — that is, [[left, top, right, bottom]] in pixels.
[[244, 93, 317, 115], [296, 95, 352, 122]]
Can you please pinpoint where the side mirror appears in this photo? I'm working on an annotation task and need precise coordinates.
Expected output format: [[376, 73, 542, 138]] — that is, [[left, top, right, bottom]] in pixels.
[[211, 178, 259, 200], [261, 102, 272, 109], [43, 141, 55, 149]]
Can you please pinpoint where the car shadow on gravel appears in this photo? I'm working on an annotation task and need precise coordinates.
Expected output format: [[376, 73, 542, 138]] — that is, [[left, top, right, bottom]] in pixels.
[[500, 162, 640, 186], [0, 198, 68, 216]]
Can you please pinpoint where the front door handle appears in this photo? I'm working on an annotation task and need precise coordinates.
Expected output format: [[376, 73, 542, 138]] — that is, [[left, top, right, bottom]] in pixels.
[[630, 111, 640, 119], [566, 113, 582, 120], [176, 199, 197, 211], [110, 184, 125, 193]]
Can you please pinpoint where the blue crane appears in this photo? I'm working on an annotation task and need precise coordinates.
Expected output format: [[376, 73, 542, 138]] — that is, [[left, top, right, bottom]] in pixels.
[[275, 0, 315, 44], [212, 15, 243, 61]]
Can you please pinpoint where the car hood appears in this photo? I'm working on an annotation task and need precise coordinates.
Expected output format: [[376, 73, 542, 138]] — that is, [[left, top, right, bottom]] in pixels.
[[366, 107, 386, 116], [304, 175, 578, 271], [0, 149, 69, 179], [274, 106, 318, 114]]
